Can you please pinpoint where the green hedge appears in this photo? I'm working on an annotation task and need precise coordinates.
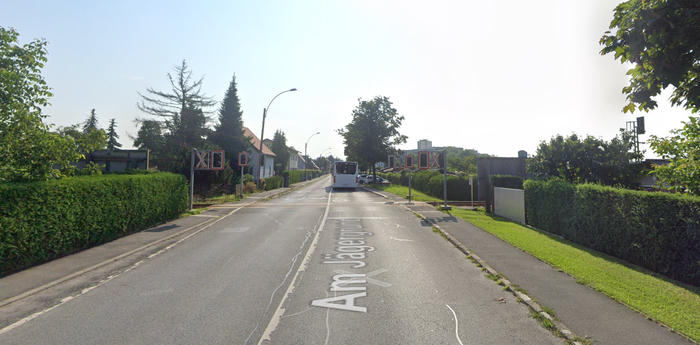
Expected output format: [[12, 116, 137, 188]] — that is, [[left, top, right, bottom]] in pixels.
[[490, 175, 524, 189], [264, 176, 283, 190], [283, 170, 321, 185], [0, 173, 188, 276], [524, 180, 700, 286], [379, 170, 477, 201]]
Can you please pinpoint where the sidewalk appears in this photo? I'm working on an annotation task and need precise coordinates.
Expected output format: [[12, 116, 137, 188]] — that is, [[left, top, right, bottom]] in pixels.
[[371, 189, 693, 345], [0, 177, 326, 308]]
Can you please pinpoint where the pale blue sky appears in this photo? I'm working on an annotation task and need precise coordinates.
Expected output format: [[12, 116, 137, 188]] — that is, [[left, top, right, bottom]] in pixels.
[[3, 0, 692, 159]]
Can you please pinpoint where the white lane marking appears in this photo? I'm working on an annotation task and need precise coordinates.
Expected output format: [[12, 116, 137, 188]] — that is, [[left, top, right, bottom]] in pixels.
[[446, 304, 465, 345], [256, 187, 332, 345], [389, 236, 413, 242]]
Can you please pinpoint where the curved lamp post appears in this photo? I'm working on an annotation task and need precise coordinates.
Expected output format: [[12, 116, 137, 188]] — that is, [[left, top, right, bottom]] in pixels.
[[258, 88, 297, 182], [304, 132, 320, 180]]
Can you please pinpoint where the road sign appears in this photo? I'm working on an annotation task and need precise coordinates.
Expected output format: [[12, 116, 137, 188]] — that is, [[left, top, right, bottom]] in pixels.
[[195, 150, 225, 170], [239, 152, 249, 166], [195, 150, 210, 170]]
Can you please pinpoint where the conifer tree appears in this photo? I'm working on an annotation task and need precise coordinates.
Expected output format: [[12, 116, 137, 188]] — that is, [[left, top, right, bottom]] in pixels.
[[106, 118, 121, 150], [211, 73, 250, 167]]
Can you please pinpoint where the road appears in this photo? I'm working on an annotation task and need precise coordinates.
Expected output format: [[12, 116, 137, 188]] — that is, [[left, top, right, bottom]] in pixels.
[[0, 177, 562, 344]]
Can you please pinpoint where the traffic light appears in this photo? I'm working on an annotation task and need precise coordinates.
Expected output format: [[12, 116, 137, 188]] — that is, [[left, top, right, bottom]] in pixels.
[[636, 116, 645, 134], [418, 151, 429, 169], [238, 152, 249, 167], [211, 150, 224, 170], [405, 155, 414, 169]]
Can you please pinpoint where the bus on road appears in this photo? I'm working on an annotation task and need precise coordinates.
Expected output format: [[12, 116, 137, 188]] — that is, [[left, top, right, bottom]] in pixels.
[[332, 161, 359, 189]]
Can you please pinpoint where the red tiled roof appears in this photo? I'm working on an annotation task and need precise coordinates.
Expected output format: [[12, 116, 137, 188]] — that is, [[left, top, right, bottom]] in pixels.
[[243, 127, 276, 156]]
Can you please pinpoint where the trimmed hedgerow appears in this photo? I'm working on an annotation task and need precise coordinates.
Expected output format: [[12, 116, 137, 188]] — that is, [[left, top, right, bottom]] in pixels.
[[379, 170, 477, 201], [490, 175, 524, 189], [264, 176, 283, 190], [0, 173, 188, 276], [524, 180, 700, 286]]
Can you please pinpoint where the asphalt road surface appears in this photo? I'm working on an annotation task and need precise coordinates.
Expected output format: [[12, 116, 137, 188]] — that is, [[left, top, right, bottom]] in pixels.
[[0, 178, 563, 344]]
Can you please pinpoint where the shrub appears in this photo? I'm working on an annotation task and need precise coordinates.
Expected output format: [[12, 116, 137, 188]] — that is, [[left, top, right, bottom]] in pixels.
[[490, 175, 524, 189], [0, 173, 188, 276], [264, 176, 283, 190], [524, 180, 700, 286]]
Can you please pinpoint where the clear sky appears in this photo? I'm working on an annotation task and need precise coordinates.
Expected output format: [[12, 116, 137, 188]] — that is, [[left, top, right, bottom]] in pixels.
[[3, 0, 693, 160]]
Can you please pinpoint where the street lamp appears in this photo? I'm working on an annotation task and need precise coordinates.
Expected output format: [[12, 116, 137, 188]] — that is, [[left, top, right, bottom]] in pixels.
[[258, 88, 297, 182], [304, 132, 320, 181]]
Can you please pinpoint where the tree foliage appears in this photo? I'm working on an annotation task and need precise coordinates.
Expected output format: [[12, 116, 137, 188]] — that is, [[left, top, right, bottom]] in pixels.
[[0, 26, 80, 181], [648, 116, 700, 195], [336, 96, 407, 175], [528, 133, 644, 188], [443, 147, 480, 174], [56, 124, 107, 154], [271, 130, 290, 176], [136, 60, 216, 173], [210, 74, 249, 168], [600, 1, 700, 113], [133, 120, 165, 153], [83, 108, 99, 133]]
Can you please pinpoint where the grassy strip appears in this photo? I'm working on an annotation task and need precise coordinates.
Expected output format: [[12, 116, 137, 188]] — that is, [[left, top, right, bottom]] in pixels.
[[450, 208, 700, 343], [372, 185, 441, 202]]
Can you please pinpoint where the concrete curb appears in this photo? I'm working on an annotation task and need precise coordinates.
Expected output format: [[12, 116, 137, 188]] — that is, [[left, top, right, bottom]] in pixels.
[[364, 187, 583, 344]]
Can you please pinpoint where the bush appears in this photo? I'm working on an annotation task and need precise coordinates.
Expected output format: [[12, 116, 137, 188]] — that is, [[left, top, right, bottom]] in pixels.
[[490, 175, 524, 189], [264, 176, 283, 190], [524, 180, 700, 286], [379, 170, 477, 201], [0, 173, 188, 276]]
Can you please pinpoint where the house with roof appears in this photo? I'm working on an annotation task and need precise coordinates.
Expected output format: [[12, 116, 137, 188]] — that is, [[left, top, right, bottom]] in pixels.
[[260, 140, 307, 172], [287, 146, 305, 170], [243, 127, 276, 179]]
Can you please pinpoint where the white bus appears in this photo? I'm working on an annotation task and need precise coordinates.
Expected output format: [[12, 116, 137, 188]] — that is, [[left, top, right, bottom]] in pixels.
[[332, 161, 359, 189]]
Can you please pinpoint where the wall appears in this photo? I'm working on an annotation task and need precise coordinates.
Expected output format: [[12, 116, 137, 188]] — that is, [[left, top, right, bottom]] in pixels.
[[477, 156, 526, 212], [494, 187, 525, 224]]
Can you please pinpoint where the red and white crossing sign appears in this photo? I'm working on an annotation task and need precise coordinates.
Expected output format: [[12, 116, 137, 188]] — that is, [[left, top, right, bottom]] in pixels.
[[195, 150, 225, 170]]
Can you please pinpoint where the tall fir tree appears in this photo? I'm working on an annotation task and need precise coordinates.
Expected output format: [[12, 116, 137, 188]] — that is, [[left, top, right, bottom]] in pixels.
[[211, 73, 250, 168], [106, 118, 122, 150], [83, 109, 99, 133]]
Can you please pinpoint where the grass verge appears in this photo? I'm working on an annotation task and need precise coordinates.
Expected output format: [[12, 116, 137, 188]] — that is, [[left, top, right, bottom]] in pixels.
[[450, 208, 700, 343], [372, 184, 441, 202]]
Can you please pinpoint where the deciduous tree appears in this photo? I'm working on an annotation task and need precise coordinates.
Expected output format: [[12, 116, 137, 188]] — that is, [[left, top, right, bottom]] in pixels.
[[648, 116, 700, 195], [528, 133, 644, 188], [336, 96, 407, 177], [600, 1, 700, 113], [0, 26, 79, 181]]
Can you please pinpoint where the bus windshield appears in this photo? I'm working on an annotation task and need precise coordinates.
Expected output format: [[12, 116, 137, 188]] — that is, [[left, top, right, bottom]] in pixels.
[[335, 162, 357, 175]]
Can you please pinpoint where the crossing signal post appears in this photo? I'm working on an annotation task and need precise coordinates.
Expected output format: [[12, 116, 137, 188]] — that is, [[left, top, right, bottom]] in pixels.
[[238, 152, 250, 197], [190, 149, 226, 209]]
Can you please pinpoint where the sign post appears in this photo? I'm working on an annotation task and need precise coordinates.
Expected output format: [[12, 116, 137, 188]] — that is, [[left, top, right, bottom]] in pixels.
[[190, 150, 226, 209], [189, 148, 196, 210], [469, 176, 474, 209], [238, 152, 249, 198]]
